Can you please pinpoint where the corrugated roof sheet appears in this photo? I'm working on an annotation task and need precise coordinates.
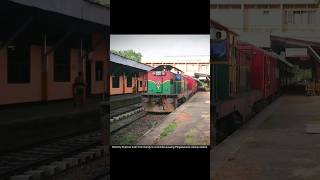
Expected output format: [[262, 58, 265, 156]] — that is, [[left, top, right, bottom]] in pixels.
[[267, 51, 294, 67], [110, 53, 153, 71]]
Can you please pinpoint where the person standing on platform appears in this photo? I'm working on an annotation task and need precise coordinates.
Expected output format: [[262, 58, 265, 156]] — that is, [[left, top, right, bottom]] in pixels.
[[73, 72, 86, 107]]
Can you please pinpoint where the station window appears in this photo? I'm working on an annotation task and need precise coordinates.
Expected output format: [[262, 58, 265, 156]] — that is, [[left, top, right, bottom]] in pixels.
[[7, 43, 30, 83], [263, 10, 269, 15], [112, 76, 120, 88], [127, 75, 132, 87], [201, 65, 207, 72], [54, 47, 70, 82], [140, 80, 142, 87], [95, 61, 103, 81], [285, 10, 316, 25]]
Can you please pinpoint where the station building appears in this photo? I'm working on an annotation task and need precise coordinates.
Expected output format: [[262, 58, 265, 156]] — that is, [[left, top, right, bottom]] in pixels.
[[210, 0, 320, 47], [0, 0, 109, 105], [141, 55, 210, 77], [110, 53, 153, 95]]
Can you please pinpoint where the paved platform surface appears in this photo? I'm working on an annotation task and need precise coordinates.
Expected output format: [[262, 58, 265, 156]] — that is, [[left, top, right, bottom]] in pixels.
[[138, 92, 210, 145], [0, 96, 105, 153], [211, 95, 320, 180], [0, 96, 104, 125], [110, 93, 141, 102]]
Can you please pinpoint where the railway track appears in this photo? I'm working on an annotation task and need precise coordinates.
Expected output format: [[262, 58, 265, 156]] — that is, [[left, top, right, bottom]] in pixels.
[[110, 103, 146, 134], [110, 103, 168, 145], [0, 131, 108, 180]]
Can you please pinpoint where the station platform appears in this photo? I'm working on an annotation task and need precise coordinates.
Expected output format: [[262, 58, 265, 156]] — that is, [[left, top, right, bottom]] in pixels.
[[137, 92, 210, 145], [0, 96, 104, 153], [211, 95, 320, 180], [110, 93, 141, 102]]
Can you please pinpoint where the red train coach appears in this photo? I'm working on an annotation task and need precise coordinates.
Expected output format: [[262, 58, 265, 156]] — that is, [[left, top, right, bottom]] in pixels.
[[186, 75, 197, 98], [238, 41, 292, 102], [213, 40, 293, 144]]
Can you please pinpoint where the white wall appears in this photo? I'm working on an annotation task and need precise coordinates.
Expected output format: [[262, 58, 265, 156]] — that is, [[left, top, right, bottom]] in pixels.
[[210, 9, 243, 31], [247, 9, 282, 32]]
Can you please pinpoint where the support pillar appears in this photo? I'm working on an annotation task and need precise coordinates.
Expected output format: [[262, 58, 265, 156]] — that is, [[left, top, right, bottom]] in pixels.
[[41, 33, 48, 103], [123, 71, 126, 94]]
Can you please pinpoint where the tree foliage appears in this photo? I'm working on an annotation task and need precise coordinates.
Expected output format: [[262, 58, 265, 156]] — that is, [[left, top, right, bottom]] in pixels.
[[111, 49, 143, 62]]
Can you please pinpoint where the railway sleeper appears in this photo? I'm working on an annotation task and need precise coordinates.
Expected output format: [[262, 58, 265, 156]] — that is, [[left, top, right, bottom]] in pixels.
[[9, 174, 33, 180], [111, 107, 144, 123], [62, 158, 80, 167], [37, 165, 59, 176], [50, 161, 69, 171], [23, 170, 44, 180]]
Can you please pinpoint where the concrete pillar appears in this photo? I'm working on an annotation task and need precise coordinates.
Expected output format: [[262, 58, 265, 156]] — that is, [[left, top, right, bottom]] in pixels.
[[123, 71, 125, 94], [41, 33, 48, 103]]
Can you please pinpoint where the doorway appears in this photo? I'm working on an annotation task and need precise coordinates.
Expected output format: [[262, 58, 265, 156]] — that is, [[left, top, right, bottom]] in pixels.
[[136, 79, 139, 93], [86, 61, 91, 95]]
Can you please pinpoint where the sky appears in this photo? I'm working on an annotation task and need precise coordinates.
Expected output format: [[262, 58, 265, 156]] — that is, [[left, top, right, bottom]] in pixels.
[[110, 35, 210, 59]]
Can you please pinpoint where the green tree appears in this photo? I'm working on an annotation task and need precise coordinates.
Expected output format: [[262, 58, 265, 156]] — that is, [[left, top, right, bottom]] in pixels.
[[111, 49, 142, 62]]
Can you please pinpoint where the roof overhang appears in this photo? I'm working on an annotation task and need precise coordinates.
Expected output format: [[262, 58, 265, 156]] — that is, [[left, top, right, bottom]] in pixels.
[[308, 46, 320, 64], [110, 53, 153, 71], [271, 35, 320, 65], [271, 35, 320, 48], [9, 0, 110, 26], [151, 65, 184, 73], [267, 51, 294, 68]]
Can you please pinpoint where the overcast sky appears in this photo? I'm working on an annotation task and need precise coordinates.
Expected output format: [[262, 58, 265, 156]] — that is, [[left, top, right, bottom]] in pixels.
[[110, 35, 210, 59]]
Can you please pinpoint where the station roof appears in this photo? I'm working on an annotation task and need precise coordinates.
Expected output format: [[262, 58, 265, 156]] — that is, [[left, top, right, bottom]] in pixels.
[[9, 0, 110, 26], [151, 65, 184, 73], [308, 46, 320, 64], [110, 53, 153, 71], [210, 19, 239, 36], [271, 35, 320, 65], [271, 35, 320, 48], [267, 51, 294, 68]]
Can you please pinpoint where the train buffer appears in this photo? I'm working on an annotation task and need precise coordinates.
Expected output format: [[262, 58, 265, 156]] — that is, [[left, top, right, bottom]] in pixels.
[[137, 92, 210, 145]]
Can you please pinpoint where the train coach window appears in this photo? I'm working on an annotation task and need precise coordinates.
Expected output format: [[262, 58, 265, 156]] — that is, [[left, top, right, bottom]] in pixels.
[[95, 61, 103, 81], [127, 76, 132, 87], [112, 76, 120, 88], [7, 43, 30, 83]]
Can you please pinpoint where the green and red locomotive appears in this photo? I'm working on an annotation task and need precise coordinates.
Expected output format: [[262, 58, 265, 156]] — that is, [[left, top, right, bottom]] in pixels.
[[142, 65, 197, 113]]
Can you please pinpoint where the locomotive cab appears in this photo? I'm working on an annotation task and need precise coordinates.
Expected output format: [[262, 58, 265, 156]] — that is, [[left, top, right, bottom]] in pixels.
[[142, 65, 195, 113]]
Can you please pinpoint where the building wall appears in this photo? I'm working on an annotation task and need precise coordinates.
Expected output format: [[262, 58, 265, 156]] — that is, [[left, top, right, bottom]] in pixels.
[[110, 75, 124, 95], [0, 35, 107, 105], [91, 32, 107, 95], [47, 48, 79, 100], [124, 75, 134, 94], [0, 46, 42, 105], [210, 2, 320, 47], [110, 72, 148, 95], [210, 9, 243, 31]]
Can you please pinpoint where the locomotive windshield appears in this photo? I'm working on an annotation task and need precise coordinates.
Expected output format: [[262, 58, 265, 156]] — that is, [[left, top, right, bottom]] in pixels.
[[211, 31, 226, 60]]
